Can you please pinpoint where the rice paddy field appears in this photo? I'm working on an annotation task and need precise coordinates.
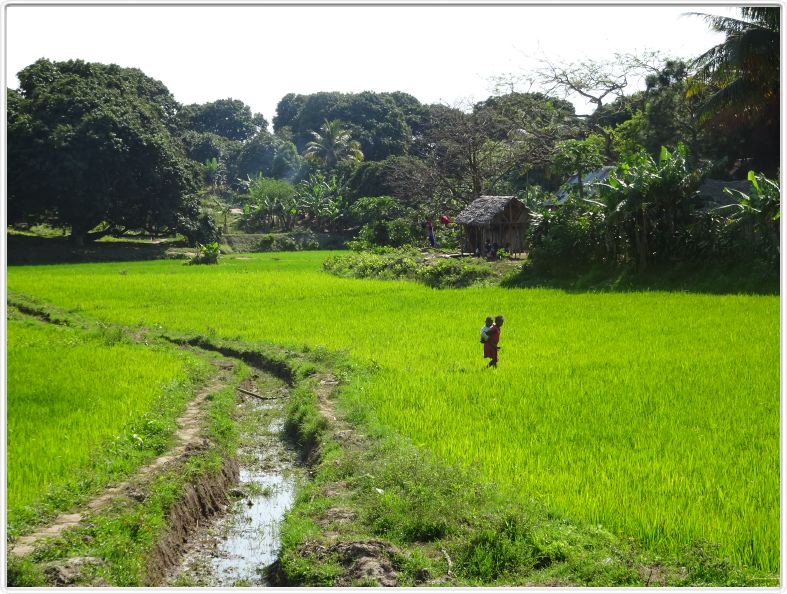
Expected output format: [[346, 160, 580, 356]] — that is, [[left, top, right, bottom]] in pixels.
[[6, 315, 204, 518], [7, 251, 779, 572]]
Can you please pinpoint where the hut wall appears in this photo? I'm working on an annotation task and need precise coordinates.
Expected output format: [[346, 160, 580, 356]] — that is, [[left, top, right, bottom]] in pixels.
[[457, 197, 530, 254], [462, 223, 526, 254]]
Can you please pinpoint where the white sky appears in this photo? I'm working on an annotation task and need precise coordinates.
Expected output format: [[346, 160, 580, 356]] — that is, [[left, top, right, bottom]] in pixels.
[[5, 3, 739, 125]]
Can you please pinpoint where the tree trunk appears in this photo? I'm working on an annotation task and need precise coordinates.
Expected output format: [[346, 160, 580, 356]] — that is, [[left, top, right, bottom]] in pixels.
[[70, 220, 93, 247], [593, 124, 614, 161], [71, 231, 85, 247], [638, 210, 648, 272]]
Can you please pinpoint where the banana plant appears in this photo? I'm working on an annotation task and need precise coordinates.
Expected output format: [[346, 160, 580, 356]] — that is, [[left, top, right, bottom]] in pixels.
[[718, 171, 780, 257], [598, 144, 705, 270]]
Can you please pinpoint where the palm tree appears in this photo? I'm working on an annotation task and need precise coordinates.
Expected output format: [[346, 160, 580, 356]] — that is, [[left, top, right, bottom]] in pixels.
[[688, 7, 779, 120], [303, 119, 364, 169]]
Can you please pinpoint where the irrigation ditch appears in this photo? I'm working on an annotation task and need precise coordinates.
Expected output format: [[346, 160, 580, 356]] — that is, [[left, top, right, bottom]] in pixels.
[[166, 369, 301, 586]]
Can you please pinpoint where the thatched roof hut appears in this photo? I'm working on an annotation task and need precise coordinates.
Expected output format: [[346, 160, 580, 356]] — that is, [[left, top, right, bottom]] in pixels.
[[455, 196, 531, 255]]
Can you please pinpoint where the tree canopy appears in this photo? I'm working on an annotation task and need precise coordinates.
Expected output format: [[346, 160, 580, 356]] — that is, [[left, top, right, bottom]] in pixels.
[[273, 91, 412, 161], [689, 7, 779, 172], [8, 59, 199, 245], [7, 8, 778, 265], [178, 98, 266, 142]]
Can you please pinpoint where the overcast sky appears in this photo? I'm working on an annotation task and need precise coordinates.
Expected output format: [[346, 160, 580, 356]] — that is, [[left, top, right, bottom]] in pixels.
[[5, 4, 738, 125]]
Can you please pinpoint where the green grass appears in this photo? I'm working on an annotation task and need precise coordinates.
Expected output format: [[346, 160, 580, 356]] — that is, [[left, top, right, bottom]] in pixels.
[[6, 315, 209, 534], [7, 251, 779, 573]]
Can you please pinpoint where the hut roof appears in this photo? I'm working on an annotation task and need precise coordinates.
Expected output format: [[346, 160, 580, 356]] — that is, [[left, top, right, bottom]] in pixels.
[[553, 166, 616, 204], [455, 196, 524, 226], [697, 178, 752, 207]]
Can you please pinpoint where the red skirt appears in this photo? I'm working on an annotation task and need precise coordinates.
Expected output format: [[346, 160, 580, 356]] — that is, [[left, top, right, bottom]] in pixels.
[[483, 341, 497, 359]]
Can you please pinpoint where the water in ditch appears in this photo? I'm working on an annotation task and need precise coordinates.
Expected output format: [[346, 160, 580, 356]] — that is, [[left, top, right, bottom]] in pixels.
[[168, 372, 301, 587]]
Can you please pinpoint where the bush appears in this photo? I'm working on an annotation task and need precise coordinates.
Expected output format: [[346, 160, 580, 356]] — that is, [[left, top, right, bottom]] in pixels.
[[349, 196, 403, 227], [718, 171, 780, 265], [416, 258, 491, 288], [180, 211, 221, 247], [457, 515, 537, 582], [323, 249, 492, 288], [271, 230, 320, 251], [527, 196, 604, 271], [223, 230, 321, 253], [355, 217, 421, 249], [188, 241, 220, 265]]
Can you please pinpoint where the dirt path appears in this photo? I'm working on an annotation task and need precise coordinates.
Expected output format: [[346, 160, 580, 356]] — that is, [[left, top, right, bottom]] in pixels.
[[9, 359, 236, 558]]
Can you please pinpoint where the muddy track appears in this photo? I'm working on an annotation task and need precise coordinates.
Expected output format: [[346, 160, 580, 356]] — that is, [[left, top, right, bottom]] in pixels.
[[9, 358, 238, 559]]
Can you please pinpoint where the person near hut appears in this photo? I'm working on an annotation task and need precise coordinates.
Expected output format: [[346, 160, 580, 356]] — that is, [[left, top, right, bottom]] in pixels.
[[426, 219, 436, 247], [484, 315, 504, 368], [484, 239, 492, 257]]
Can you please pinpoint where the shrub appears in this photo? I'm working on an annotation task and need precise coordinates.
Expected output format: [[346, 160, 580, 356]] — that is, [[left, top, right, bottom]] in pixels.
[[718, 171, 780, 265], [180, 211, 221, 247], [356, 217, 421, 249], [456, 515, 537, 582], [527, 196, 604, 271], [188, 241, 220, 265], [416, 258, 491, 288], [323, 249, 492, 288]]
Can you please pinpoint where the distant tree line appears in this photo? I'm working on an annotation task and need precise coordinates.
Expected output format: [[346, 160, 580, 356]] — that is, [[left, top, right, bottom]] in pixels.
[[7, 6, 779, 273]]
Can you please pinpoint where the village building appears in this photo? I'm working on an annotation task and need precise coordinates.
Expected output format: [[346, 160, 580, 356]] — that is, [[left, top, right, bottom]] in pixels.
[[455, 196, 532, 256], [696, 178, 753, 209], [552, 166, 616, 205]]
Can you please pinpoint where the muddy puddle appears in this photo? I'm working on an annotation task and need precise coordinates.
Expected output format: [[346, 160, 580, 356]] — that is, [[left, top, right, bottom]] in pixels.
[[168, 373, 302, 587]]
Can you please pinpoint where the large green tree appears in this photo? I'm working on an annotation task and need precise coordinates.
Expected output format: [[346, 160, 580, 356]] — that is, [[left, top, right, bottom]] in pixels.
[[690, 7, 779, 172], [235, 130, 303, 182], [611, 60, 709, 164], [400, 98, 577, 208], [553, 135, 605, 198], [8, 59, 200, 245], [474, 92, 580, 190]]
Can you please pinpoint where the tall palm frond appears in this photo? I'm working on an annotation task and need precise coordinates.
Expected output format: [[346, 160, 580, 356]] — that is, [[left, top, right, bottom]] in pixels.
[[687, 8, 779, 119], [304, 119, 364, 169]]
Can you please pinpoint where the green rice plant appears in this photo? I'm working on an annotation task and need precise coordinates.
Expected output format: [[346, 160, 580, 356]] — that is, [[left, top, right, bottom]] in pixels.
[[7, 317, 206, 531], [7, 251, 779, 573]]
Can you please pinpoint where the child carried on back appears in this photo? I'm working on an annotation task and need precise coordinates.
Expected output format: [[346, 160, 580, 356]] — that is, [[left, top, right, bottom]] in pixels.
[[480, 316, 494, 343]]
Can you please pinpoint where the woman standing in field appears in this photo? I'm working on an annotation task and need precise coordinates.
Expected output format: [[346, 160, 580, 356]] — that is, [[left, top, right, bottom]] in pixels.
[[484, 315, 504, 368]]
